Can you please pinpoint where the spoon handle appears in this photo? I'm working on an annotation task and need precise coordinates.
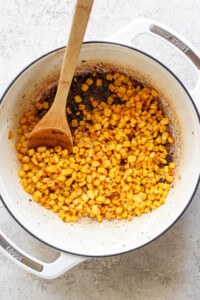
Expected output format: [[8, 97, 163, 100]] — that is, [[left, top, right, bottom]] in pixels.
[[54, 0, 94, 109]]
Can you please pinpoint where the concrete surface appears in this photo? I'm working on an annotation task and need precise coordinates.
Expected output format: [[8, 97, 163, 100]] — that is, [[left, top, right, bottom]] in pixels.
[[0, 0, 200, 299]]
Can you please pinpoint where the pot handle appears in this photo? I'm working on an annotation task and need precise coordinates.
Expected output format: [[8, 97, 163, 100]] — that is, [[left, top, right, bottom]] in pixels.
[[105, 18, 200, 110], [0, 228, 85, 279]]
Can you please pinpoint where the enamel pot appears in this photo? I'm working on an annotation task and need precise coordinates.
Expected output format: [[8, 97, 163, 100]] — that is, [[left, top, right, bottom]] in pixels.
[[0, 19, 200, 279]]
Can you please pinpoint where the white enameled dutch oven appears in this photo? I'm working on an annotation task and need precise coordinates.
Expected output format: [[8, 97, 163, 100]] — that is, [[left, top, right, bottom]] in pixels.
[[0, 19, 200, 279]]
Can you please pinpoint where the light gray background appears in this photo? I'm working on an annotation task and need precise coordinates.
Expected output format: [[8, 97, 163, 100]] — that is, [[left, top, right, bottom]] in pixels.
[[0, 0, 200, 299]]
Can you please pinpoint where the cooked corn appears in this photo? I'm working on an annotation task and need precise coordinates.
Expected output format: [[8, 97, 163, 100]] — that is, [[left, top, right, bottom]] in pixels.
[[15, 71, 176, 223]]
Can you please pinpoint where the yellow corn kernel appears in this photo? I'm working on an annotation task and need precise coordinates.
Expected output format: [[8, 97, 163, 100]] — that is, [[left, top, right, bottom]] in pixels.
[[93, 179, 100, 186], [166, 176, 174, 183], [28, 149, 35, 156], [66, 178, 74, 186], [113, 72, 120, 79], [160, 125, 167, 133], [162, 132, 169, 143], [169, 162, 176, 169], [31, 157, 38, 166], [160, 118, 169, 125], [126, 215, 132, 221], [162, 183, 170, 190], [94, 124, 101, 130], [79, 104, 85, 110], [96, 79, 102, 86], [168, 136, 174, 143], [116, 207, 123, 214], [106, 74, 113, 81], [151, 90, 158, 97], [128, 155, 136, 163], [71, 216, 78, 222], [86, 78, 93, 85], [91, 100, 98, 108], [22, 156, 30, 163], [102, 160, 111, 168], [160, 158, 167, 164], [107, 96, 114, 105], [104, 108, 112, 117], [64, 215, 71, 223], [92, 205, 99, 215], [135, 208, 141, 217], [136, 102, 142, 109], [22, 164, 30, 171], [109, 84, 115, 92], [18, 170, 25, 178], [92, 161, 100, 167], [67, 107, 72, 114], [58, 175, 66, 182], [81, 84, 89, 92], [74, 95, 82, 103], [87, 190, 95, 199], [72, 119, 78, 127], [97, 215, 102, 222], [156, 136, 162, 144], [34, 102, 43, 110], [42, 101, 49, 109], [135, 95, 140, 101], [118, 86, 126, 94], [37, 146, 47, 153], [27, 172, 34, 178], [141, 137, 147, 144]]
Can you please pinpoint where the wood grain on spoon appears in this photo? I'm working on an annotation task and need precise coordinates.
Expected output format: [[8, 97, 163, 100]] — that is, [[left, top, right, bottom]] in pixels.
[[27, 0, 94, 152]]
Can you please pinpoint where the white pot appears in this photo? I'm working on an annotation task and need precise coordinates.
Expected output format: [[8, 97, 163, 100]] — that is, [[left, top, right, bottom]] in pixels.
[[0, 19, 200, 279]]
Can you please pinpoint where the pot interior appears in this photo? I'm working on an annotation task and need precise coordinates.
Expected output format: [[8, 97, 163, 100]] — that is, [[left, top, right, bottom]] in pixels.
[[0, 43, 199, 256]]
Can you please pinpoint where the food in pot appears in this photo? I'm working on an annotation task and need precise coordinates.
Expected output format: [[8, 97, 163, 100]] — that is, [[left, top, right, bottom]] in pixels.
[[15, 70, 176, 223]]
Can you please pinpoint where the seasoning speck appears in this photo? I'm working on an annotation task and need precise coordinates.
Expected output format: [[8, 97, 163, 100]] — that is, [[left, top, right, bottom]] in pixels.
[[8, 131, 14, 139]]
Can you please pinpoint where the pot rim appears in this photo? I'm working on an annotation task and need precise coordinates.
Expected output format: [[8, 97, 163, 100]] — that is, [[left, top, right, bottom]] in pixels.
[[0, 41, 200, 258]]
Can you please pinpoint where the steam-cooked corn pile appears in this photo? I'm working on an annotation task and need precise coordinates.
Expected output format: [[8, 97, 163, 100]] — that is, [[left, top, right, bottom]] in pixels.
[[16, 72, 175, 222]]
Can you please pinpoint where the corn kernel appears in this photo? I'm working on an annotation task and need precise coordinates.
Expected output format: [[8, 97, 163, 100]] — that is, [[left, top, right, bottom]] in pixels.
[[37, 146, 47, 153], [151, 90, 158, 97], [109, 84, 115, 92], [75, 95, 82, 103], [128, 155, 136, 163], [106, 74, 113, 81], [166, 176, 174, 183], [67, 107, 72, 114], [79, 104, 85, 110], [107, 96, 114, 105], [168, 136, 174, 143], [160, 118, 169, 125], [92, 205, 99, 215], [87, 190, 95, 199], [119, 86, 126, 94], [86, 78, 93, 86], [34, 102, 43, 110], [94, 124, 101, 130], [42, 101, 49, 109], [81, 84, 89, 92], [72, 119, 78, 127], [96, 79, 102, 86], [92, 161, 100, 167], [104, 108, 112, 117], [169, 162, 176, 169]]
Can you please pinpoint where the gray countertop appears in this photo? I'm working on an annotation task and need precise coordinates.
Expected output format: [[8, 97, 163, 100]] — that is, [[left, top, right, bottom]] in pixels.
[[0, 0, 200, 299]]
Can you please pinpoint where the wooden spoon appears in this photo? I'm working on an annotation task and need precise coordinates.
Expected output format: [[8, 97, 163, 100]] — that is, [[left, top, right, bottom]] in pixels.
[[27, 0, 94, 152]]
